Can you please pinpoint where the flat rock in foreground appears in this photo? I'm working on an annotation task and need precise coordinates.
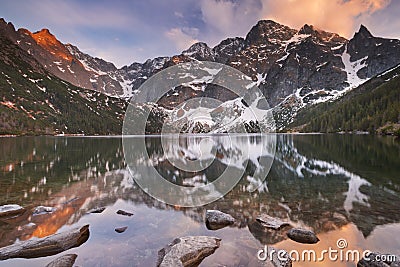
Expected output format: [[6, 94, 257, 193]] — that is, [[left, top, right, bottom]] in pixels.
[[157, 236, 221, 267], [256, 214, 291, 230], [0, 225, 89, 260], [205, 210, 235, 230], [0, 205, 25, 218], [287, 228, 319, 244], [45, 254, 77, 267]]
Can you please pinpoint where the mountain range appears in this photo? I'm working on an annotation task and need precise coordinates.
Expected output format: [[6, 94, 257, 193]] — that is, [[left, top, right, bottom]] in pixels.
[[0, 18, 399, 135]]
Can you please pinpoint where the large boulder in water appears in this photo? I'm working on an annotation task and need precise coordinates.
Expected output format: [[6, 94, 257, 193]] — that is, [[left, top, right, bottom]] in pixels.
[[287, 228, 319, 244], [157, 236, 221, 267], [256, 214, 291, 230], [205, 210, 235, 230], [0, 225, 90, 260]]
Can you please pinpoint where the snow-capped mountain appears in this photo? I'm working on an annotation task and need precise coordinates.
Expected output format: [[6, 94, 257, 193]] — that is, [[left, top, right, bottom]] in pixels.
[[1, 18, 400, 132], [130, 20, 400, 131]]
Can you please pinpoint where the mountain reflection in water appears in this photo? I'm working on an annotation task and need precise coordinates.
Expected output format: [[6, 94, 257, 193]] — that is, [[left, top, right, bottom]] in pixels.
[[0, 134, 399, 267]]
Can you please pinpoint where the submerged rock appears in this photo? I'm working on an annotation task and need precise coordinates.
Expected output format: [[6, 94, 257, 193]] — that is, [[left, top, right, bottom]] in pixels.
[[88, 207, 106, 214], [116, 210, 133, 217], [248, 221, 290, 245], [0, 225, 90, 260], [205, 210, 235, 230], [256, 214, 291, 230], [115, 226, 128, 233], [45, 254, 77, 267], [0, 205, 25, 218], [357, 252, 400, 267], [157, 236, 221, 267], [33, 206, 57, 215], [287, 228, 319, 244], [18, 222, 37, 231]]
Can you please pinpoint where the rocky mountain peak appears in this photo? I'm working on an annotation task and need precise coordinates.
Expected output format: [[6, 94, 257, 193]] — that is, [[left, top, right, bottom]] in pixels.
[[347, 24, 400, 78], [297, 24, 347, 47], [36, 28, 51, 35], [214, 37, 244, 48], [354, 24, 373, 39], [184, 41, 209, 50], [30, 28, 73, 61], [212, 37, 245, 63], [0, 18, 15, 30], [0, 19, 16, 37], [31, 28, 57, 42], [245, 19, 296, 45], [255, 19, 282, 28], [182, 42, 214, 60], [298, 24, 316, 35], [17, 28, 31, 35]]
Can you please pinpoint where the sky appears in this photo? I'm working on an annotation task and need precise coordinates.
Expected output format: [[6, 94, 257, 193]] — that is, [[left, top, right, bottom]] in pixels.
[[1, 0, 399, 68]]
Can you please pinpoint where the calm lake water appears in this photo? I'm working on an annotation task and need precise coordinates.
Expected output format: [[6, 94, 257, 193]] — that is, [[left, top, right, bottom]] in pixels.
[[0, 134, 399, 266]]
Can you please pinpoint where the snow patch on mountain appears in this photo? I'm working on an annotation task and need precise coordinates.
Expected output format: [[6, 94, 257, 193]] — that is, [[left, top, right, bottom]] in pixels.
[[284, 33, 310, 45], [341, 45, 368, 89], [79, 58, 107, 75], [255, 73, 266, 86], [120, 77, 134, 98]]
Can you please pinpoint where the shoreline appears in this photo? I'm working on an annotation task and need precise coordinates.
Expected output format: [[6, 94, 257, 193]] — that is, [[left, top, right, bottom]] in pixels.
[[1, 132, 398, 138]]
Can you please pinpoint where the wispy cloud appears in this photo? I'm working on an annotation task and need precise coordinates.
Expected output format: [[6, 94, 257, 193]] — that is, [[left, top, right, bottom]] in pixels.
[[199, 0, 262, 44], [0, 0, 398, 67], [260, 0, 392, 37], [17, 0, 136, 29], [165, 27, 199, 51], [199, 0, 391, 41], [174, 11, 184, 18]]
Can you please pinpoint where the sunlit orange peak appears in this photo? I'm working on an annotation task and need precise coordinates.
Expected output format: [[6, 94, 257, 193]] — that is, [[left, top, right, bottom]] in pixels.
[[30, 29, 73, 61]]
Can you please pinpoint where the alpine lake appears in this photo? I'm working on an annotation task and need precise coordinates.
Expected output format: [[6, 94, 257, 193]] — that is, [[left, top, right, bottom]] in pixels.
[[0, 134, 399, 266]]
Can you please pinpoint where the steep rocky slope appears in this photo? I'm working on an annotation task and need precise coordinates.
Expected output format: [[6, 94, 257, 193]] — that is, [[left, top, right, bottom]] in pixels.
[[290, 63, 400, 134], [0, 27, 126, 135]]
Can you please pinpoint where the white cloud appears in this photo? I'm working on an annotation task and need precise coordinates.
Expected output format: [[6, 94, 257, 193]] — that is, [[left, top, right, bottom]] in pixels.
[[165, 27, 199, 51], [260, 0, 391, 37], [27, 0, 135, 29], [2, 0, 396, 67], [199, 0, 391, 41], [199, 0, 262, 44], [174, 11, 184, 18]]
